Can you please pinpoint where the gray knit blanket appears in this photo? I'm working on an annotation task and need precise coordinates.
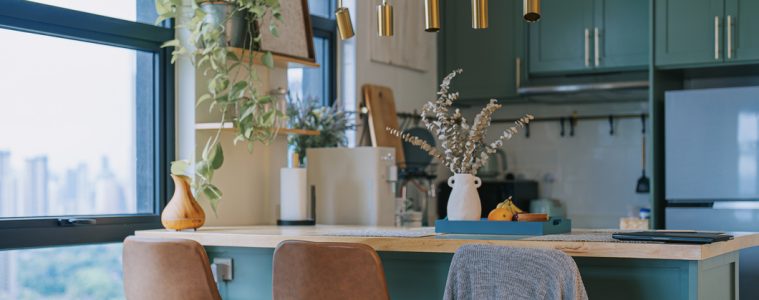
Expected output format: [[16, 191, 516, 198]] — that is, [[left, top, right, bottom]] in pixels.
[[443, 245, 588, 300]]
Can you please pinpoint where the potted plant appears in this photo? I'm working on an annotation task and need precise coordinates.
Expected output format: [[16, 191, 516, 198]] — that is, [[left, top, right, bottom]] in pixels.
[[156, 0, 285, 213], [387, 69, 534, 221], [286, 96, 353, 166]]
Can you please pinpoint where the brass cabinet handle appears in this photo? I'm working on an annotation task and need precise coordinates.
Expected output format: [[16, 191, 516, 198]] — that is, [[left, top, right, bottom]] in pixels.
[[715, 16, 720, 60], [515, 57, 521, 89], [584, 28, 590, 67], [594, 27, 600, 67], [727, 15, 733, 60]]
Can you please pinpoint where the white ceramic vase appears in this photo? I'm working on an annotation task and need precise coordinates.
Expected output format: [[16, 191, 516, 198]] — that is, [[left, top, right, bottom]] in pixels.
[[446, 173, 482, 220]]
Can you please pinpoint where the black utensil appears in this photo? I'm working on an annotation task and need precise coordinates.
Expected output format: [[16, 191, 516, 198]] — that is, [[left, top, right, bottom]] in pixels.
[[636, 115, 650, 193]]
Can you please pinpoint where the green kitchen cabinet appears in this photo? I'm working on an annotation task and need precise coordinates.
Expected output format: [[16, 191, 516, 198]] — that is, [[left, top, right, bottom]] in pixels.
[[656, 0, 759, 67], [528, 0, 594, 74], [725, 0, 759, 62], [439, 0, 524, 101], [655, 0, 725, 66], [594, 0, 649, 70], [529, 0, 648, 74]]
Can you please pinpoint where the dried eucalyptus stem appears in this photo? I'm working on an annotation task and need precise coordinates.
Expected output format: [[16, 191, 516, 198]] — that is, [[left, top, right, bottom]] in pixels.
[[387, 69, 534, 174]]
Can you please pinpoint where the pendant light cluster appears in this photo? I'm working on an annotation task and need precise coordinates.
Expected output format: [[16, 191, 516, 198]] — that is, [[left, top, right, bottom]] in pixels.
[[335, 0, 541, 40]]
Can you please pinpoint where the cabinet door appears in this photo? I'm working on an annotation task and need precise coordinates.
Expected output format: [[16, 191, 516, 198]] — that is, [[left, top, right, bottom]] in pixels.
[[655, 0, 725, 67], [725, 0, 759, 62], [594, 0, 649, 70], [528, 0, 594, 74], [440, 0, 520, 101]]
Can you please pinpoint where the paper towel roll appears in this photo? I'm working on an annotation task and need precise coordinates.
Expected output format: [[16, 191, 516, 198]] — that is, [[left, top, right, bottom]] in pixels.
[[280, 168, 308, 220]]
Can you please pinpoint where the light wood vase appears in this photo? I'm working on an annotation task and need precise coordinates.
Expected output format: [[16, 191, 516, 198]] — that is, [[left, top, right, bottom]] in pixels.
[[161, 175, 206, 231]]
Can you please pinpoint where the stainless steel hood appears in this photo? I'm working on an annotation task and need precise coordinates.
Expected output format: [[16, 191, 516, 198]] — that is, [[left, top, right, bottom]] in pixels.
[[517, 71, 650, 96], [518, 80, 649, 95]]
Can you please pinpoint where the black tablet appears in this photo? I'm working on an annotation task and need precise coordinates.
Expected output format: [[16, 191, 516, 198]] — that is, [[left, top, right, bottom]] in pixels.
[[612, 231, 734, 244]]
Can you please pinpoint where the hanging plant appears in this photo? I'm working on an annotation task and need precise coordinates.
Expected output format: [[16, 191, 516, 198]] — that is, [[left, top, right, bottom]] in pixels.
[[156, 0, 284, 214]]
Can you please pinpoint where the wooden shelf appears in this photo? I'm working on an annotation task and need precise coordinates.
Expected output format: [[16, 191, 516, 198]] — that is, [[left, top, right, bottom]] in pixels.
[[228, 47, 319, 68], [195, 122, 320, 136]]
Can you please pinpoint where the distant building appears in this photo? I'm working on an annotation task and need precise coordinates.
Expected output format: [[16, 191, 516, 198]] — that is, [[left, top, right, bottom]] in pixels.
[[93, 157, 126, 214], [22, 156, 48, 216]]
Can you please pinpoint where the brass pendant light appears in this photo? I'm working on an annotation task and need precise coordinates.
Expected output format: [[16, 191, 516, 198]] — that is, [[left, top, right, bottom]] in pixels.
[[378, 0, 394, 36], [471, 0, 488, 29], [335, 0, 355, 40], [523, 0, 541, 22], [424, 0, 441, 32]]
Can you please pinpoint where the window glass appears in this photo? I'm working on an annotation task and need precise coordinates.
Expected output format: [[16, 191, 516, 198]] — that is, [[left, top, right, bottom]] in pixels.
[[307, 0, 333, 19], [0, 244, 123, 299], [28, 0, 158, 25], [288, 36, 331, 104], [0, 28, 154, 217]]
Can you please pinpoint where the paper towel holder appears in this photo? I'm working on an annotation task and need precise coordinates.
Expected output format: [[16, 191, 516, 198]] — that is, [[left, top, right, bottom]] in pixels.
[[277, 185, 316, 226]]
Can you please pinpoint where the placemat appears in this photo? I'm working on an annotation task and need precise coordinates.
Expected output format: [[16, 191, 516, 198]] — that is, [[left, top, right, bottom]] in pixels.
[[321, 227, 437, 238], [524, 229, 657, 243]]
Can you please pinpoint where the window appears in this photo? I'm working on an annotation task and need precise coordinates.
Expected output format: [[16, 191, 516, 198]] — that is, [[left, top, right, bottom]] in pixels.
[[0, 1, 173, 249], [288, 3, 338, 105]]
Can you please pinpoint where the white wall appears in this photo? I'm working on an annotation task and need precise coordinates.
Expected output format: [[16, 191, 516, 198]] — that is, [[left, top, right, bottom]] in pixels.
[[347, 0, 439, 113], [453, 101, 651, 228]]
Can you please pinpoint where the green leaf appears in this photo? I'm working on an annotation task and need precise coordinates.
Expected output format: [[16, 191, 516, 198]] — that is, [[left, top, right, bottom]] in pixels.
[[229, 81, 248, 101], [262, 51, 275, 69], [196, 94, 212, 107], [201, 138, 213, 161], [247, 142, 255, 153], [270, 24, 279, 37], [202, 184, 223, 214], [195, 160, 210, 180], [161, 39, 181, 49], [170, 160, 190, 176], [209, 143, 224, 170]]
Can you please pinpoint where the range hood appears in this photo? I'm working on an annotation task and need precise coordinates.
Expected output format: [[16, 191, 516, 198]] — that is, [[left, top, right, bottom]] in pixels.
[[517, 71, 649, 96]]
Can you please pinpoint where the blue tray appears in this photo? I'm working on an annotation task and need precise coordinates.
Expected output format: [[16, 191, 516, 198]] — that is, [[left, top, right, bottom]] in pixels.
[[435, 218, 571, 236]]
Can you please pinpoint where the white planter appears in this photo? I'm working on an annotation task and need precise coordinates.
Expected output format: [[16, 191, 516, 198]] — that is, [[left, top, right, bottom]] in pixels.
[[446, 173, 482, 220]]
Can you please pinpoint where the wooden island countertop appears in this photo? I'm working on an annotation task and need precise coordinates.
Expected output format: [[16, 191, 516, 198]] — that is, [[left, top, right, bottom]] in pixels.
[[135, 225, 759, 261]]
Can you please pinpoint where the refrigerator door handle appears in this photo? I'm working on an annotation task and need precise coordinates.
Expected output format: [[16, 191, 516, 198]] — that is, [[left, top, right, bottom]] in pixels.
[[713, 201, 759, 209]]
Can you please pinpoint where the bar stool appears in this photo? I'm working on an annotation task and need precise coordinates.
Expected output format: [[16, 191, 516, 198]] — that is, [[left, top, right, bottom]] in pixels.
[[272, 240, 390, 300], [122, 236, 221, 300]]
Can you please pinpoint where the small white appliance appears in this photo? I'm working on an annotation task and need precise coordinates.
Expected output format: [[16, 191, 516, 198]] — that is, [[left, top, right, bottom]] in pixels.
[[307, 147, 397, 226]]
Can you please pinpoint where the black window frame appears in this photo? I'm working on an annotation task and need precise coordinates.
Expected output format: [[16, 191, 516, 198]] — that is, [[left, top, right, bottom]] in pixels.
[[310, 15, 338, 106], [0, 0, 174, 250]]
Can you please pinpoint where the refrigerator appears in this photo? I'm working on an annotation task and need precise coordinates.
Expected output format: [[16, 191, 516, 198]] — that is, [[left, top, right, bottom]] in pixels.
[[665, 86, 759, 297]]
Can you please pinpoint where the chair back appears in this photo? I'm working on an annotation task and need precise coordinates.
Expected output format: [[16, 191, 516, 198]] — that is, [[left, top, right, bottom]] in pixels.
[[123, 236, 221, 300], [443, 244, 588, 300], [273, 240, 390, 300]]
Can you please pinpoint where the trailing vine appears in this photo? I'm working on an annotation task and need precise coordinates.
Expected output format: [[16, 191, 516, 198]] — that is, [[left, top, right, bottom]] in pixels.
[[157, 0, 284, 213]]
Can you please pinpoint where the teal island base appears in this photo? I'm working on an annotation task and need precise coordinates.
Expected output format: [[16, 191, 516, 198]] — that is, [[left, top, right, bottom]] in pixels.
[[206, 247, 738, 300]]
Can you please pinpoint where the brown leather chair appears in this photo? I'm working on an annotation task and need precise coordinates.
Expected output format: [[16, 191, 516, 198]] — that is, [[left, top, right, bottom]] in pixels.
[[273, 240, 390, 300], [123, 236, 221, 300]]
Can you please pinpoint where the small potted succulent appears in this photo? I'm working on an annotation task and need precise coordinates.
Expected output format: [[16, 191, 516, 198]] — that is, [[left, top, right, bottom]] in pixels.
[[286, 96, 353, 166]]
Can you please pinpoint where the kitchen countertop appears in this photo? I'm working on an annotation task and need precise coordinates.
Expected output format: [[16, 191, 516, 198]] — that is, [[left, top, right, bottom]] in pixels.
[[135, 225, 759, 261]]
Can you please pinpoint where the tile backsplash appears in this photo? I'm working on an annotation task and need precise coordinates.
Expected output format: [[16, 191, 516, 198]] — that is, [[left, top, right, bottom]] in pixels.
[[453, 101, 651, 228]]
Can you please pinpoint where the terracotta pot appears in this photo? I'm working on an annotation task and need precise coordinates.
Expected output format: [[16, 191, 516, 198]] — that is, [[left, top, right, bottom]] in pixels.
[[446, 173, 482, 220], [161, 175, 206, 231]]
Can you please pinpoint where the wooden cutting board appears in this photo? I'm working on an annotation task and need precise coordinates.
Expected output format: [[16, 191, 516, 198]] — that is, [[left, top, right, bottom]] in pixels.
[[362, 84, 405, 167]]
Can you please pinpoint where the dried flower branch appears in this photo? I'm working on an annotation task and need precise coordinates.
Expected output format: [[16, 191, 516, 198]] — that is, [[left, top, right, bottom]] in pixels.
[[387, 69, 534, 174]]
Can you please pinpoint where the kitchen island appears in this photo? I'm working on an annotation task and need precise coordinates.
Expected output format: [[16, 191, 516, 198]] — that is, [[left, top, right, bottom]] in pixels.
[[136, 226, 759, 300]]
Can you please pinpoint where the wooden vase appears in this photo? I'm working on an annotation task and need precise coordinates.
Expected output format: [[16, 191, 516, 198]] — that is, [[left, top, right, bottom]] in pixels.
[[161, 175, 206, 231]]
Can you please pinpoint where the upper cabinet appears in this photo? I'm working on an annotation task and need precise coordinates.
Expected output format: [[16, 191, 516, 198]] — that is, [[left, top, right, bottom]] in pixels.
[[656, 0, 759, 67], [529, 0, 649, 75], [725, 0, 759, 62], [439, 0, 524, 101]]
